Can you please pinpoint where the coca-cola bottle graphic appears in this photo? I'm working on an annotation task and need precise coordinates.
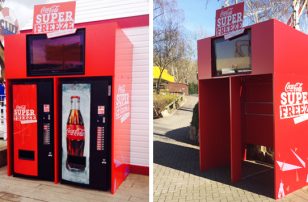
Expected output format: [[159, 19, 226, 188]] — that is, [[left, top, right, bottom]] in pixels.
[[66, 96, 85, 171]]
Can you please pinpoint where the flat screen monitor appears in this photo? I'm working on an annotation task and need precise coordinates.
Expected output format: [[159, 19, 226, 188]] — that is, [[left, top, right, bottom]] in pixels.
[[212, 30, 251, 76], [27, 29, 85, 76]]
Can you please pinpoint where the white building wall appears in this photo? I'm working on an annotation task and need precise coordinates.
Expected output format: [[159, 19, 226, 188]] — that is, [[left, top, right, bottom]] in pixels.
[[21, 0, 149, 30], [123, 27, 149, 167]]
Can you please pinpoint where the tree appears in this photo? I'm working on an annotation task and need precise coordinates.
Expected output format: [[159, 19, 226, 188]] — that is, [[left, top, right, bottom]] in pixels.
[[154, 0, 186, 94]]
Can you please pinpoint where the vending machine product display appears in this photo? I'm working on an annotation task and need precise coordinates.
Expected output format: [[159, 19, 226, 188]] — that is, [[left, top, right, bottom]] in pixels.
[[5, 22, 132, 194], [60, 78, 112, 190]]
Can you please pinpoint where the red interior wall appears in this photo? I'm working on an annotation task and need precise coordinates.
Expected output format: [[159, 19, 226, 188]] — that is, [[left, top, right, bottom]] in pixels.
[[199, 78, 230, 171], [242, 75, 273, 147]]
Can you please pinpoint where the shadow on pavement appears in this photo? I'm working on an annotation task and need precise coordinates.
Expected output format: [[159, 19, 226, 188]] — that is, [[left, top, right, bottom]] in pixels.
[[154, 140, 274, 198], [154, 126, 198, 146]]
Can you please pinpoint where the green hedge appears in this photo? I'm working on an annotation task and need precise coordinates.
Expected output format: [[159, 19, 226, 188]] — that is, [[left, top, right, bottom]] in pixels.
[[153, 93, 178, 113], [188, 83, 198, 95]]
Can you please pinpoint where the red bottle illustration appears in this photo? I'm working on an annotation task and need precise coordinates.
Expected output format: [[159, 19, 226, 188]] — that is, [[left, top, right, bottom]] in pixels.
[[66, 96, 85, 171]]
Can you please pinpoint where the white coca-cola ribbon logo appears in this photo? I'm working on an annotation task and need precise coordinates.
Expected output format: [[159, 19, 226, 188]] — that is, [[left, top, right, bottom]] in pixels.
[[220, 8, 233, 17], [285, 82, 303, 92], [40, 6, 59, 14], [67, 127, 85, 137]]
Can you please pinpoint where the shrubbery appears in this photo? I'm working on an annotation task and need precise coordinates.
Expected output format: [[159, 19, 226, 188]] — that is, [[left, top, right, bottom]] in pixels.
[[188, 83, 198, 95], [153, 93, 178, 117]]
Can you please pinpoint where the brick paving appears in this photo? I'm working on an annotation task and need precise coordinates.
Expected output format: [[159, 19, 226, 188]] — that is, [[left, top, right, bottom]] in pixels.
[[154, 95, 308, 202], [0, 166, 148, 202]]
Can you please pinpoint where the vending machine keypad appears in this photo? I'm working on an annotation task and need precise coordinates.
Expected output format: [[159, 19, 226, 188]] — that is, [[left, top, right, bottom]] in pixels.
[[43, 123, 51, 145], [97, 126, 105, 151]]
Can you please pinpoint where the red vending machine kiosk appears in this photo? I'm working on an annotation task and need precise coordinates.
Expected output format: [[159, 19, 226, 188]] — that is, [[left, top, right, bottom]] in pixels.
[[5, 22, 132, 193], [198, 19, 308, 199]]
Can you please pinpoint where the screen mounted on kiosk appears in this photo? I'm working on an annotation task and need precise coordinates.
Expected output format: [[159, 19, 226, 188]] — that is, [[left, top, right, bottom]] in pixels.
[[26, 29, 85, 76], [212, 30, 251, 76]]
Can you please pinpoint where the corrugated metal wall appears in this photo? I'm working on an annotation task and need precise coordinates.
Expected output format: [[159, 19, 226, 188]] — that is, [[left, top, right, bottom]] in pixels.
[[123, 27, 149, 167]]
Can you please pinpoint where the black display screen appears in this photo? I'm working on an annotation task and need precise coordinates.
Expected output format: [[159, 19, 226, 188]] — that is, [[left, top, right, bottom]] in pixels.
[[26, 29, 85, 76], [212, 30, 251, 76]]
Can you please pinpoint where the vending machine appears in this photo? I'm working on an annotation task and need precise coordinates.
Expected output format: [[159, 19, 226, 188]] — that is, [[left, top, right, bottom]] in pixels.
[[5, 22, 132, 193], [12, 79, 54, 180], [60, 78, 112, 190]]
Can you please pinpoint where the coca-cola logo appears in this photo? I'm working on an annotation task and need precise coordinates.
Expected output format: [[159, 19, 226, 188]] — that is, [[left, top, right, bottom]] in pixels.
[[14, 105, 37, 124], [67, 125, 85, 140], [40, 6, 60, 14], [220, 8, 233, 18], [280, 82, 308, 124], [285, 82, 303, 92]]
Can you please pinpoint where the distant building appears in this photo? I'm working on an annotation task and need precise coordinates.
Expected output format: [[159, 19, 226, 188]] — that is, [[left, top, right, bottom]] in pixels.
[[153, 66, 189, 95], [153, 66, 175, 90]]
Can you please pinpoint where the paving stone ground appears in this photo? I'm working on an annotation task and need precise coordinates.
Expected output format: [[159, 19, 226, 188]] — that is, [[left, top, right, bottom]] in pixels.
[[0, 165, 148, 202], [154, 95, 308, 202]]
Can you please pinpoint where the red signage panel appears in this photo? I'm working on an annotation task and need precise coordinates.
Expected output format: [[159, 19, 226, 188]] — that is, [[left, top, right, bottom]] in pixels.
[[274, 78, 308, 199], [33, 1, 76, 34], [215, 2, 244, 37], [13, 84, 38, 176]]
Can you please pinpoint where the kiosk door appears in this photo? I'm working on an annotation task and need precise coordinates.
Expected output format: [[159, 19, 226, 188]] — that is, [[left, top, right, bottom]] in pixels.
[[60, 77, 111, 190], [12, 80, 54, 180]]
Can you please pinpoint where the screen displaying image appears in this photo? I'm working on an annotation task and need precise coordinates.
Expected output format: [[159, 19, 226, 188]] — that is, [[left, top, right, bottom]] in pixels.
[[27, 29, 85, 76], [213, 31, 251, 76], [62, 83, 91, 185]]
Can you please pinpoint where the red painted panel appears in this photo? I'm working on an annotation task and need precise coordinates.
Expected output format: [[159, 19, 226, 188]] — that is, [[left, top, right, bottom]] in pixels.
[[199, 78, 230, 170], [230, 77, 242, 183], [5, 23, 118, 79], [13, 84, 38, 176], [244, 116, 273, 147], [197, 38, 212, 80], [198, 20, 275, 80], [245, 103, 272, 115], [273, 21, 308, 199], [85, 23, 116, 77], [111, 28, 132, 194], [130, 165, 149, 176], [251, 20, 274, 75], [4, 34, 27, 79], [242, 75, 273, 147]]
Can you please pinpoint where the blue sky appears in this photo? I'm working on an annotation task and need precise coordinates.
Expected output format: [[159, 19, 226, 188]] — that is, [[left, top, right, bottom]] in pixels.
[[177, 0, 221, 38]]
